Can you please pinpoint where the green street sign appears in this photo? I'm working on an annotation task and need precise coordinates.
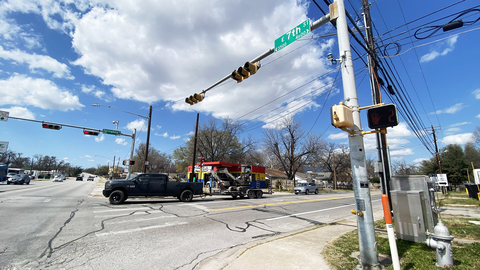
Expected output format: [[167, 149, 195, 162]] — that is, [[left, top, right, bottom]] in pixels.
[[274, 19, 310, 52], [102, 129, 121, 136]]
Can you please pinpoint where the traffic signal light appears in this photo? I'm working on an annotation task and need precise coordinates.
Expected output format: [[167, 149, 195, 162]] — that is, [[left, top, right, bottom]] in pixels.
[[123, 160, 135, 165], [83, 130, 99, 136], [42, 123, 61, 130], [367, 104, 399, 129], [185, 93, 204, 105], [231, 61, 260, 83], [244, 61, 259, 75]]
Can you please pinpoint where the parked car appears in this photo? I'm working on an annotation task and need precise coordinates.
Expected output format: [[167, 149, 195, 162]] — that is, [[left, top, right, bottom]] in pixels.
[[87, 175, 95, 181], [76, 176, 83, 181], [6, 173, 17, 182], [52, 175, 66, 182], [7, 174, 31, 185], [294, 182, 319, 195]]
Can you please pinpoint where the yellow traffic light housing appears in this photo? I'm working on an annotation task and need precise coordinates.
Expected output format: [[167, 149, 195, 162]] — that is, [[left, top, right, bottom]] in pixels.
[[193, 93, 204, 102], [231, 70, 243, 83], [185, 97, 194, 105], [185, 93, 205, 105], [237, 66, 250, 79], [244, 61, 259, 75]]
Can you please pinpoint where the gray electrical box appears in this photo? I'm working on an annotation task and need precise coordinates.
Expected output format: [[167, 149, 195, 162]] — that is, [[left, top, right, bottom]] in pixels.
[[390, 175, 438, 242]]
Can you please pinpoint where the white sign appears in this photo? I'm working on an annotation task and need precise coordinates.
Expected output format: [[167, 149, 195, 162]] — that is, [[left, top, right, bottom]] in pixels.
[[0, 110, 9, 121], [0, 141, 8, 153], [194, 165, 212, 172], [431, 173, 449, 187]]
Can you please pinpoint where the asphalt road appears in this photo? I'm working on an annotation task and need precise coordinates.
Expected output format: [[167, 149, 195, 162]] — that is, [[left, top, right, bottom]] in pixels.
[[0, 179, 382, 269]]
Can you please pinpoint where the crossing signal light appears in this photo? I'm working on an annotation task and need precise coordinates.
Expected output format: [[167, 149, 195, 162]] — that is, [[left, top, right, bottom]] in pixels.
[[42, 123, 61, 130], [83, 130, 99, 136], [231, 61, 260, 83], [367, 104, 399, 129], [185, 93, 204, 105]]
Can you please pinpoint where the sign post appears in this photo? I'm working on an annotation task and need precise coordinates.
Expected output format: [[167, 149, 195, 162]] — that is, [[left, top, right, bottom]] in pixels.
[[274, 19, 310, 52]]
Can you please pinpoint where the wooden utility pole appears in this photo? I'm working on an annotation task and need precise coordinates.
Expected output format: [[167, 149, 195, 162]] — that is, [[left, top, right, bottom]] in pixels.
[[190, 113, 200, 182], [363, 0, 393, 211]]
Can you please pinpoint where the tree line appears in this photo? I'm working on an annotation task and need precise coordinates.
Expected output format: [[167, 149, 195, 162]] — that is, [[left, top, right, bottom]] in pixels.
[[4, 118, 479, 187]]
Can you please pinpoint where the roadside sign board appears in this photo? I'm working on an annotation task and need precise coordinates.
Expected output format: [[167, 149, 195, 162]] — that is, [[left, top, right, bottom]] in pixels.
[[274, 19, 310, 52], [0, 110, 9, 121], [0, 142, 8, 154], [0, 141, 8, 153], [102, 129, 121, 136]]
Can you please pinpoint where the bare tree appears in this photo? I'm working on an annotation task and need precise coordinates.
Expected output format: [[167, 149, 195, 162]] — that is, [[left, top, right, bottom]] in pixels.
[[263, 118, 322, 185], [173, 117, 260, 173], [313, 142, 352, 187]]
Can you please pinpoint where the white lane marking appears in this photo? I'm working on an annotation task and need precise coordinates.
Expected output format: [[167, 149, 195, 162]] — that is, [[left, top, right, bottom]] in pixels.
[[95, 222, 188, 237], [106, 215, 176, 225], [94, 210, 165, 219], [93, 207, 153, 213], [266, 199, 381, 221], [266, 204, 356, 221], [43, 199, 52, 202]]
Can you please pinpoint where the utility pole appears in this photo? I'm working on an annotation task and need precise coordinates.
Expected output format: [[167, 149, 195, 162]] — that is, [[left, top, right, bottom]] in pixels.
[[190, 113, 200, 182], [334, 0, 380, 268], [362, 0, 393, 212], [126, 129, 136, 179], [333, 152, 337, 189], [143, 105, 152, 173], [432, 125, 442, 173]]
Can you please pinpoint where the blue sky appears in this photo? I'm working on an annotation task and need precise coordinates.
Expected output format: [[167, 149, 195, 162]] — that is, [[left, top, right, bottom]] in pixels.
[[1, 0, 479, 169]]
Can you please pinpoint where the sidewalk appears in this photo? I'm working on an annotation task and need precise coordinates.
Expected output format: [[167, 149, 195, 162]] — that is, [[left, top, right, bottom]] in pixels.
[[195, 206, 480, 270], [195, 207, 384, 270]]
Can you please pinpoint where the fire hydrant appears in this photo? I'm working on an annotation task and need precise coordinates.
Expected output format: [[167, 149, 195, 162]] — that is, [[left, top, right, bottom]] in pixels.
[[425, 220, 454, 268]]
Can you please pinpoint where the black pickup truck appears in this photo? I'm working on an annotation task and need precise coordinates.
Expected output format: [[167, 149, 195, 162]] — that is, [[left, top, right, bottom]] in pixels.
[[102, 173, 203, 204]]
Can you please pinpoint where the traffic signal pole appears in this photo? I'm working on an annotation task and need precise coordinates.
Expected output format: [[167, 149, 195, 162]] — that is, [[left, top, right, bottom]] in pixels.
[[333, 0, 381, 268]]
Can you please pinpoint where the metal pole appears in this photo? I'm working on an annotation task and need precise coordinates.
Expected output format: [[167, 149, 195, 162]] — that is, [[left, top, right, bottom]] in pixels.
[[112, 156, 116, 179], [335, 0, 380, 268], [127, 129, 136, 179], [143, 106, 152, 173]]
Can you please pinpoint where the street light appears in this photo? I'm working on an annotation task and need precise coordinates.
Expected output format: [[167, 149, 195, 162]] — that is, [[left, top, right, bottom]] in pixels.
[[92, 103, 152, 173], [113, 120, 119, 130]]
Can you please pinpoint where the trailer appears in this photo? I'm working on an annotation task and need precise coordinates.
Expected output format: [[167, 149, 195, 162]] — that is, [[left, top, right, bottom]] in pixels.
[[187, 161, 272, 199]]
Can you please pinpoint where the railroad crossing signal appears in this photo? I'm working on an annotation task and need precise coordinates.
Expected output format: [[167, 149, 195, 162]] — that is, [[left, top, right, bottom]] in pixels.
[[185, 93, 204, 105], [42, 123, 61, 130], [83, 130, 100, 136], [367, 104, 399, 129], [231, 62, 260, 83]]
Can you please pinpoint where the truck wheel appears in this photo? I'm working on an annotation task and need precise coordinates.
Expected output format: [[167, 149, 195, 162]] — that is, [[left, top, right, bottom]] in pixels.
[[239, 194, 245, 199], [247, 190, 255, 199], [231, 194, 238, 199], [180, 190, 193, 202], [109, 190, 126, 205], [256, 190, 263, 198]]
